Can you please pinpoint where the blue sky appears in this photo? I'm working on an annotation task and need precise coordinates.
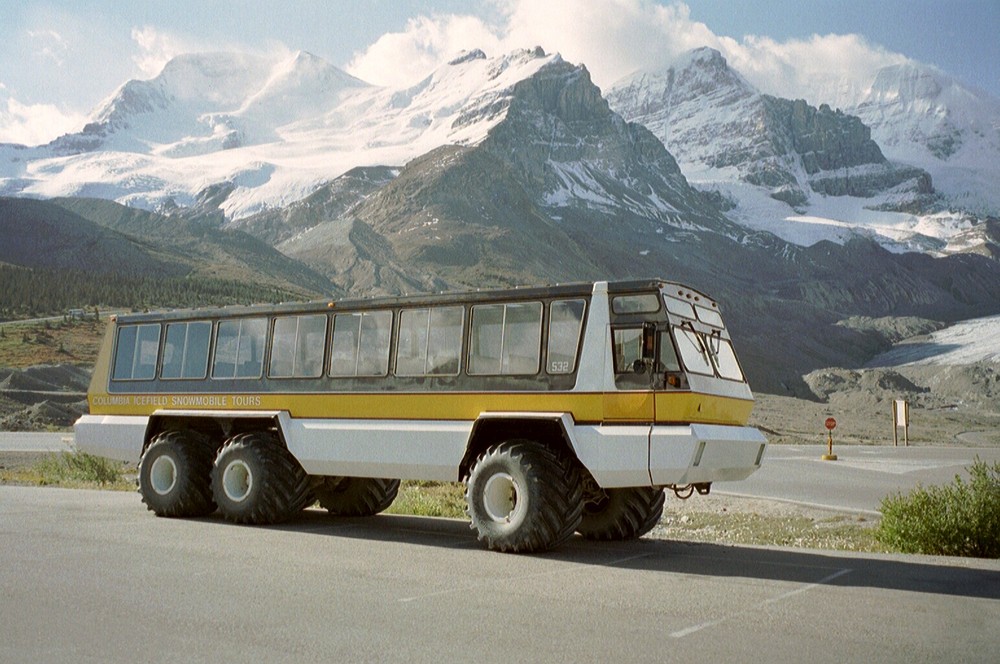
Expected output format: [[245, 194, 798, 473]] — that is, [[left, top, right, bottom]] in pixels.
[[1, 0, 997, 144]]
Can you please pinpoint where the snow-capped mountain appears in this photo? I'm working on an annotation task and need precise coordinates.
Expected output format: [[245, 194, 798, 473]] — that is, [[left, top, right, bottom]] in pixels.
[[606, 48, 998, 256], [4, 43, 998, 260], [841, 62, 1000, 216], [0, 48, 574, 219]]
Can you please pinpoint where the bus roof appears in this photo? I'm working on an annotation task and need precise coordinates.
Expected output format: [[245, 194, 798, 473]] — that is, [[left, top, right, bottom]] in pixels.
[[112, 278, 711, 324]]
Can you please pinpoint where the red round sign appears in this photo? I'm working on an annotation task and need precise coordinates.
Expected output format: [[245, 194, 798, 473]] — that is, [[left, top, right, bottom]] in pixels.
[[825, 417, 837, 430]]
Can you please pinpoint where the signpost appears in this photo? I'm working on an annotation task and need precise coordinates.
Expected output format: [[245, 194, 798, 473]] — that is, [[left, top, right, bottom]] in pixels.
[[893, 400, 910, 447], [822, 417, 838, 461]]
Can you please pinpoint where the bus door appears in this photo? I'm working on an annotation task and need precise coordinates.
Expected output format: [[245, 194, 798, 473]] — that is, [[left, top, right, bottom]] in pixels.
[[603, 324, 656, 423]]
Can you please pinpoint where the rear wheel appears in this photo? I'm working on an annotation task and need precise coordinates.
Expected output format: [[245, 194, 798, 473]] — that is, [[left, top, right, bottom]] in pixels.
[[211, 431, 310, 525], [465, 440, 583, 553], [314, 477, 400, 516], [138, 430, 216, 518], [577, 487, 665, 541]]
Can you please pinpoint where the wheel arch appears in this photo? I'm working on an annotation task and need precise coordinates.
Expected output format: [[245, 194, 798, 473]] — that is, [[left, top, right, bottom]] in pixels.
[[459, 412, 590, 482], [143, 409, 290, 455]]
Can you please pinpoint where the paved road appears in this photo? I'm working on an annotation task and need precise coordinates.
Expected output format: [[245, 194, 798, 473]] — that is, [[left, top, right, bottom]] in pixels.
[[716, 444, 1000, 514], [0, 432, 73, 453], [2, 486, 997, 663]]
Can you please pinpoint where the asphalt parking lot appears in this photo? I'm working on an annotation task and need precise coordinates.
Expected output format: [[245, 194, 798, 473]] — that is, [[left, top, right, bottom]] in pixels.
[[2, 485, 998, 663]]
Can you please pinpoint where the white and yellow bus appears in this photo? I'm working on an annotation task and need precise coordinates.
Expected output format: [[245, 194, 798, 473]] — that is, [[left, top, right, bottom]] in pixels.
[[75, 279, 766, 552]]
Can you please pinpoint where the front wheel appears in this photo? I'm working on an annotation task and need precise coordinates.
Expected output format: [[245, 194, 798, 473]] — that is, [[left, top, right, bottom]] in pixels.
[[211, 431, 310, 525], [465, 440, 583, 553], [577, 487, 665, 541], [138, 430, 216, 518]]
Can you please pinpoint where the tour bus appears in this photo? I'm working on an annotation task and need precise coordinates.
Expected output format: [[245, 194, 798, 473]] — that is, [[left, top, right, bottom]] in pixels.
[[75, 279, 766, 552]]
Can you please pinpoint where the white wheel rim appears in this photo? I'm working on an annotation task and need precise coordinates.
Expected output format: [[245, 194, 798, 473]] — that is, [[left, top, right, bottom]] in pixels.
[[483, 472, 520, 523], [149, 455, 177, 496], [222, 459, 253, 503]]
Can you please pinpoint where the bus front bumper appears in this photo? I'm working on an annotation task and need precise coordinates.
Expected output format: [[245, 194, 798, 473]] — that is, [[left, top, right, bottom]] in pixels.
[[571, 423, 767, 488]]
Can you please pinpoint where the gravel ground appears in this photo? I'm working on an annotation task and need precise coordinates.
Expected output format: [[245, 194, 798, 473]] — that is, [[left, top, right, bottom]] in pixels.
[[0, 451, 49, 471]]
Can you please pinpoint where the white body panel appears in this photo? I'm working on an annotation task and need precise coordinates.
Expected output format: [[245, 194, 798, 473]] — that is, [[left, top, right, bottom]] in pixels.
[[282, 415, 473, 481], [648, 424, 767, 485], [74, 415, 147, 464], [571, 424, 653, 487], [74, 411, 766, 490]]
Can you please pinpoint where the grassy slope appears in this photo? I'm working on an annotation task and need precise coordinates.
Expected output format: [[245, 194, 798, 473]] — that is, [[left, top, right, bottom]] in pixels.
[[0, 318, 105, 368]]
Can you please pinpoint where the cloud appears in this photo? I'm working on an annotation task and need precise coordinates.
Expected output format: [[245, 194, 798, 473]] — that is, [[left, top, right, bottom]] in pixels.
[[500, 0, 911, 105], [27, 29, 69, 67], [345, 14, 502, 87], [342, 0, 735, 90], [499, 0, 725, 88], [130, 25, 295, 81], [0, 96, 86, 145], [723, 33, 909, 105], [344, 0, 910, 106], [131, 26, 210, 78]]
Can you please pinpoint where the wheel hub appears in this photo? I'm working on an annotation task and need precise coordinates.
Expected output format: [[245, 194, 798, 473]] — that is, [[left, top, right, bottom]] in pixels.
[[222, 459, 253, 503], [149, 455, 178, 496], [482, 472, 520, 522]]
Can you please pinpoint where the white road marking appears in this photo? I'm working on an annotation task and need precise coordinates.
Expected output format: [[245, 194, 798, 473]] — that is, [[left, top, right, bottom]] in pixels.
[[670, 568, 853, 638], [397, 552, 654, 603]]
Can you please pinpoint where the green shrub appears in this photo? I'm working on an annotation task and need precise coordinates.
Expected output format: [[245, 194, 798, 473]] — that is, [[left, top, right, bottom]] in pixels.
[[35, 452, 129, 487], [876, 459, 1000, 558]]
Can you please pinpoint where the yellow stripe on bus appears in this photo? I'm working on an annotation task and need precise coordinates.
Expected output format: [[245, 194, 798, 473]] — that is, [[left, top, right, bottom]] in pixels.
[[87, 390, 753, 425]]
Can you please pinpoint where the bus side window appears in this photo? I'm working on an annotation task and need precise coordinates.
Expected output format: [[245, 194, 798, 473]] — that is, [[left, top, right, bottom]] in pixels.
[[426, 306, 464, 375], [330, 313, 361, 376], [331, 311, 391, 377], [547, 299, 585, 374], [469, 302, 542, 375], [112, 323, 160, 381], [270, 314, 326, 378], [396, 306, 463, 376], [161, 321, 211, 380], [213, 318, 266, 379], [613, 328, 644, 374], [357, 311, 392, 375]]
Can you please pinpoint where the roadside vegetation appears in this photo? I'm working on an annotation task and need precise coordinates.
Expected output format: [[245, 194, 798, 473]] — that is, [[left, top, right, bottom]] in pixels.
[[1, 452, 133, 491], [385, 480, 468, 519], [653, 509, 887, 553], [876, 458, 1000, 558]]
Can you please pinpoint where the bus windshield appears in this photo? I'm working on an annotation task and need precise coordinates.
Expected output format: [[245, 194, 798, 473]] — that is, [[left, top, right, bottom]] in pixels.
[[674, 326, 745, 382]]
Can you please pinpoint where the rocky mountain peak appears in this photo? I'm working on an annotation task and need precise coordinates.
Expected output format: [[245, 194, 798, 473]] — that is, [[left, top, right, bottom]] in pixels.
[[607, 47, 755, 121], [448, 49, 487, 66], [759, 96, 886, 174], [608, 47, 934, 218]]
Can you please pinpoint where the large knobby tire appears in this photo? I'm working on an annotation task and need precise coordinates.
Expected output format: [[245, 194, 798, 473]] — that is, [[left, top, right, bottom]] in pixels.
[[138, 429, 216, 518], [314, 477, 400, 516], [211, 431, 311, 525], [577, 487, 666, 541], [465, 440, 583, 553]]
